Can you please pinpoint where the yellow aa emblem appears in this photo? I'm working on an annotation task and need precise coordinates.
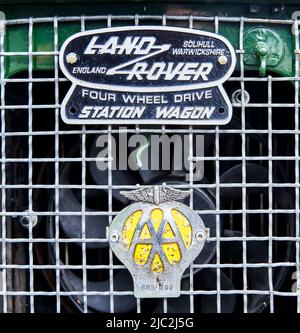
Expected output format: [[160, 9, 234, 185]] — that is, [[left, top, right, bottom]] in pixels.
[[122, 207, 192, 274], [109, 185, 208, 298]]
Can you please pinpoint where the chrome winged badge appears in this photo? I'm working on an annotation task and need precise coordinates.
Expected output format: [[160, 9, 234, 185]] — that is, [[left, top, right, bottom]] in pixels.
[[109, 185, 208, 298], [120, 185, 191, 204]]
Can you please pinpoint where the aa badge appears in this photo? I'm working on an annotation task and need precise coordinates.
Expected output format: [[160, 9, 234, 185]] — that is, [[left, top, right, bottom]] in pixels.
[[109, 185, 209, 298]]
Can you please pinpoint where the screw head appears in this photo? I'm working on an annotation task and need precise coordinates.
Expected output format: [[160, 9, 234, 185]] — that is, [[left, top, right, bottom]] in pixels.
[[20, 212, 38, 229], [218, 55, 228, 65], [195, 230, 205, 241], [66, 52, 78, 64], [110, 232, 119, 243], [231, 89, 250, 105]]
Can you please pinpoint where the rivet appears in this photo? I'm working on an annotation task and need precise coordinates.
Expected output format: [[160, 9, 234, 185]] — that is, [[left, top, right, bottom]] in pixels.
[[218, 55, 228, 65], [66, 52, 78, 64], [110, 232, 119, 243], [195, 231, 205, 241]]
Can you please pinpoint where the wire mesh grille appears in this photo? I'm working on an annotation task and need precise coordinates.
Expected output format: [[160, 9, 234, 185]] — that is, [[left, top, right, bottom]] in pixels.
[[0, 14, 299, 313]]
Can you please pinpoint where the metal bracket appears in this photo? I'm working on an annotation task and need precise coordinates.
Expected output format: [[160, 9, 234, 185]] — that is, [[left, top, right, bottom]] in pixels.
[[244, 28, 284, 77]]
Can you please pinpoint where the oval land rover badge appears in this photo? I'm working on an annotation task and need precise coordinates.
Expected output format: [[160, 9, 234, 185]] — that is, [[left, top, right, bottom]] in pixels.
[[59, 26, 236, 125]]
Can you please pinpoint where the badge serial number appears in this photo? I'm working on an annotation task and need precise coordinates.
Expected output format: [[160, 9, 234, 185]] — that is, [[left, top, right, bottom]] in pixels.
[[141, 284, 174, 291]]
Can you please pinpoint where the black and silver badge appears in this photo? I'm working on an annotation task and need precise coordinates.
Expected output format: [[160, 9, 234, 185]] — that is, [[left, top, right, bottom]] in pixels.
[[59, 26, 236, 125]]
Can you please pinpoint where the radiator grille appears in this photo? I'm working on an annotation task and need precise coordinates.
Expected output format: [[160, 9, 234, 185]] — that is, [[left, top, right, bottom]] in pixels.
[[0, 14, 299, 313]]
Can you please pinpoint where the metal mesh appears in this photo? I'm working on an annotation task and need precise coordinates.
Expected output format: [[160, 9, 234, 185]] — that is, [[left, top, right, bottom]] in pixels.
[[0, 14, 299, 313]]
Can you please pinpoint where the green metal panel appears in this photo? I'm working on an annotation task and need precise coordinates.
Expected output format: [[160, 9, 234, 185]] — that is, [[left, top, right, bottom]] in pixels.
[[0, 2, 299, 78]]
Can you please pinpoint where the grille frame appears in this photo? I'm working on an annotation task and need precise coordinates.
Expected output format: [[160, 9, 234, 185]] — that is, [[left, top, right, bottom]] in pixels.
[[0, 13, 299, 313]]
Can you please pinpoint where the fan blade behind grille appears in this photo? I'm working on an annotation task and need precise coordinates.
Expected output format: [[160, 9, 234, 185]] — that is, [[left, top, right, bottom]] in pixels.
[[61, 269, 137, 313]]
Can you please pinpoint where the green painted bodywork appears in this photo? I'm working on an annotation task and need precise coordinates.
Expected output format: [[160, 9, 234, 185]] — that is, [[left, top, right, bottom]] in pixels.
[[0, 2, 299, 78]]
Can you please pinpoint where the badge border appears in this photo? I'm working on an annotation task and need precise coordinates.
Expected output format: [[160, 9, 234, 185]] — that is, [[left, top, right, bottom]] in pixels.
[[109, 200, 207, 298], [59, 25, 237, 125], [60, 83, 233, 125], [59, 25, 237, 93]]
